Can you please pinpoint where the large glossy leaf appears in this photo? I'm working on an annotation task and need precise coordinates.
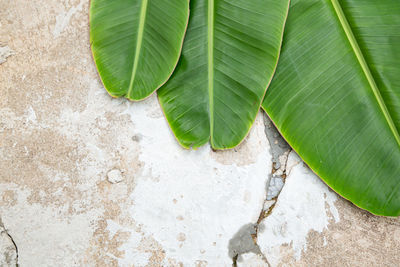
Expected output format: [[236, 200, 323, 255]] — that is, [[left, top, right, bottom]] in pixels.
[[262, 0, 400, 216], [158, 0, 290, 149], [90, 0, 189, 100]]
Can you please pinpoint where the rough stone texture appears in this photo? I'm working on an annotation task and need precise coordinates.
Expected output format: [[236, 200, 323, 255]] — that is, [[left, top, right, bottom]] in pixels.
[[1, 0, 400, 266]]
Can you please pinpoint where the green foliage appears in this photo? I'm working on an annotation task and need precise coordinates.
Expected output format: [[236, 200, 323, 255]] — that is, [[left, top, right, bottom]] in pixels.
[[90, 0, 189, 100], [158, 0, 289, 149], [262, 0, 400, 216], [90, 0, 400, 216]]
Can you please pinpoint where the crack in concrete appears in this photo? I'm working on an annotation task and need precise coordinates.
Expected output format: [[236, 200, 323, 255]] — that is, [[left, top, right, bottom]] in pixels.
[[249, 114, 292, 266], [260, 113, 291, 213], [0, 217, 19, 266], [229, 114, 291, 266]]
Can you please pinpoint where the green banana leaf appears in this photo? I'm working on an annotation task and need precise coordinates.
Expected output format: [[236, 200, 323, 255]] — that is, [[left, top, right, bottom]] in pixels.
[[158, 0, 290, 149], [262, 0, 400, 216], [90, 0, 189, 100]]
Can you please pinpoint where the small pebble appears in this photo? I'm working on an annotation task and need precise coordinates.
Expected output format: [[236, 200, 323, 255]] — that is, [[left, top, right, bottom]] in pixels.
[[107, 169, 124, 184]]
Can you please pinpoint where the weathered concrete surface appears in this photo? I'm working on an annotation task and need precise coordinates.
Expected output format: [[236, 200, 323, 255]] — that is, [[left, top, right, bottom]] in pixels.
[[257, 151, 400, 267], [0, 0, 271, 265], [1, 0, 400, 266]]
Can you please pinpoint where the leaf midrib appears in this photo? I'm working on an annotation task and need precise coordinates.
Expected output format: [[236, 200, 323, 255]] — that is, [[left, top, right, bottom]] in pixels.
[[331, 0, 400, 147], [127, 0, 148, 98], [208, 0, 215, 144]]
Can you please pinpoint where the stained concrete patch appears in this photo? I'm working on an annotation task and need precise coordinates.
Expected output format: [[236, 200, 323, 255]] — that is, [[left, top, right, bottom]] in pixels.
[[289, 195, 400, 266]]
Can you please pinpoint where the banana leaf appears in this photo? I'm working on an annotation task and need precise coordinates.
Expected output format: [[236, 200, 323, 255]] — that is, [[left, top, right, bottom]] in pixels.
[[158, 0, 290, 149], [90, 0, 189, 100], [262, 0, 400, 216]]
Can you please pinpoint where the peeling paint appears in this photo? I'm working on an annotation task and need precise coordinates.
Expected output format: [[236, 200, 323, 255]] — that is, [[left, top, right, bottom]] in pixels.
[[128, 110, 272, 266]]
